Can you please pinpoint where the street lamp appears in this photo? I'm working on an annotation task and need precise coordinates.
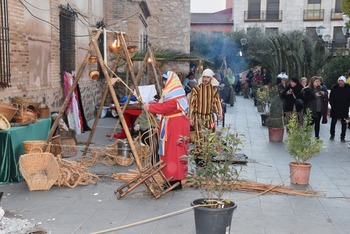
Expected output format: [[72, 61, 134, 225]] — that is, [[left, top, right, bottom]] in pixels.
[[315, 26, 333, 53], [239, 38, 247, 56], [316, 25, 326, 38], [240, 38, 247, 46], [342, 14, 350, 39]]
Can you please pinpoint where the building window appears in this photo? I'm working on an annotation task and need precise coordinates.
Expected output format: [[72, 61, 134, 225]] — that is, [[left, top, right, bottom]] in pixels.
[[306, 27, 318, 42], [333, 26, 346, 48], [332, 0, 343, 19], [0, 0, 10, 88], [266, 28, 278, 35], [59, 8, 76, 77], [248, 0, 261, 19], [266, 0, 280, 20], [335, 0, 342, 13], [306, 0, 322, 19]]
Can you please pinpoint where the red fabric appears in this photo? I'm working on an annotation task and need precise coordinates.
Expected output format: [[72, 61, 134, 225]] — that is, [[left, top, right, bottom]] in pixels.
[[149, 100, 190, 180], [110, 108, 142, 139]]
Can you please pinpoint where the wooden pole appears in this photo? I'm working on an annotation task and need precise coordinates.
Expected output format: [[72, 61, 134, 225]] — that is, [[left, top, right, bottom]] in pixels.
[[43, 30, 102, 151], [147, 43, 162, 95], [82, 54, 122, 155], [89, 28, 143, 170], [108, 51, 150, 140]]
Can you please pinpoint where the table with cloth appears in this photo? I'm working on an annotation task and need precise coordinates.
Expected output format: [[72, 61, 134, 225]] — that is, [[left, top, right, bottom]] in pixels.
[[0, 118, 51, 184]]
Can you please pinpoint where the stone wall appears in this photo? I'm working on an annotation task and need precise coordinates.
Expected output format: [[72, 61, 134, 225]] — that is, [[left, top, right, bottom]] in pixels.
[[0, 0, 191, 123], [0, 0, 104, 122], [147, 0, 191, 53]]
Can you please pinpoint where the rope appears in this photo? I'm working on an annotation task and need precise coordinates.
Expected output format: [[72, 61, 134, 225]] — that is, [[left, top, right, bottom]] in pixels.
[[90, 205, 207, 234]]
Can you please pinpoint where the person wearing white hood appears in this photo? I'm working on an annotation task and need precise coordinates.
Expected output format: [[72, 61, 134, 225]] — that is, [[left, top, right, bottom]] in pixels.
[[188, 68, 223, 166], [329, 76, 350, 142]]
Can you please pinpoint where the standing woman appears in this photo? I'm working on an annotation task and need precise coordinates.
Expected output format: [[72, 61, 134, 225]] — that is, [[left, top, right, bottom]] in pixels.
[[280, 77, 304, 125], [143, 71, 190, 189], [302, 76, 326, 139]]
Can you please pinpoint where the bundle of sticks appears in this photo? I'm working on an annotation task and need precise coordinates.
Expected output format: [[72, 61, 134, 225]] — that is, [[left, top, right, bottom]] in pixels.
[[182, 177, 318, 196], [55, 155, 100, 188]]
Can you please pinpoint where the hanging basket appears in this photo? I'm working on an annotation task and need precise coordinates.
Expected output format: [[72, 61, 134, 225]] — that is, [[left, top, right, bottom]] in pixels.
[[19, 150, 59, 191]]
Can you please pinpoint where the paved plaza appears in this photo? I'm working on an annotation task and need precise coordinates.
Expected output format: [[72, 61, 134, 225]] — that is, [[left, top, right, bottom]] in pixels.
[[1, 95, 350, 234]]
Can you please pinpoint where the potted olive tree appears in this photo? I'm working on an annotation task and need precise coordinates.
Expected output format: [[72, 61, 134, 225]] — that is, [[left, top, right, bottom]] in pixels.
[[187, 125, 242, 234], [265, 95, 284, 142], [256, 87, 271, 125], [285, 110, 323, 184]]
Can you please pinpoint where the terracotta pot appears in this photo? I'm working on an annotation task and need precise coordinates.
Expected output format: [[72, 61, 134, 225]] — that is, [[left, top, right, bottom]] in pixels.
[[89, 71, 100, 80], [89, 56, 97, 63], [289, 162, 311, 185], [268, 127, 284, 142]]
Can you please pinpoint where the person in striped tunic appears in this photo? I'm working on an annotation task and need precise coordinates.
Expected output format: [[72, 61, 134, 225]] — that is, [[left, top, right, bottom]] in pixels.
[[189, 69, 223, 166]]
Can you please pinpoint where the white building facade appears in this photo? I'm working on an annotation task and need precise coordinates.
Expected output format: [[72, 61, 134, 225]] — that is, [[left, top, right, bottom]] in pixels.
[[233, 0, 346, 48]]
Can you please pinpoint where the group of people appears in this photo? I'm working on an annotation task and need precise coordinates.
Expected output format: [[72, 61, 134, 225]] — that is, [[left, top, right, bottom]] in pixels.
[[135, 66, 350, 192], [141, 69, 223, 190], [277, 72, 350, 144]]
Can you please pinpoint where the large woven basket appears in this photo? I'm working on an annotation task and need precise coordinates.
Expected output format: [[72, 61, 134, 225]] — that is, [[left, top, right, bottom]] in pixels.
[[0, 114, 10, 130], [19, 151, 59, 191], [0, 102, 18, 121], [23, 140, 51, 154], [60, 137, 77, 157]]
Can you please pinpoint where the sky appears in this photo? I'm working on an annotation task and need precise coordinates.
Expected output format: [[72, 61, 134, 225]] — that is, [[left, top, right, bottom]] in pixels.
[[190, 0, 226, 13]]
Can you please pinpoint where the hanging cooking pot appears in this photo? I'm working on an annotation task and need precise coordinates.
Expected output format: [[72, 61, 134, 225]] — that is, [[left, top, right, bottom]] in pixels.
[[117, 140, 132, 158]]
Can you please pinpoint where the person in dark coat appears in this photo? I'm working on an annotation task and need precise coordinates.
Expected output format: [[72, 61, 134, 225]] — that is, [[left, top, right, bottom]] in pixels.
[[280, 77, 304, 125], [302, 76, 327, 139], [261, 68, 271, 86], [329, 76, 350, 142]]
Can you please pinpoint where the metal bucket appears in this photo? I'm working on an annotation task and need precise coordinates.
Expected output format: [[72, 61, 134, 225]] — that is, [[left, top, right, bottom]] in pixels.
[[118, 141, 131, 158]]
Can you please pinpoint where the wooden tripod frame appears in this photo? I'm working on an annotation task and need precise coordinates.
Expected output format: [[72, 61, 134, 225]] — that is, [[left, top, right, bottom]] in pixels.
[[43, 27, 177, 199]]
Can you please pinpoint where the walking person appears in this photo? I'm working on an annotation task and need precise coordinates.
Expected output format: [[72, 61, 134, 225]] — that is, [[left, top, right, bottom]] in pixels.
[[143, 71, 190, 189], [329, 76, 350, 142], [189, 68, 223, 166], [302, 76, 327, 139], [224, 68, 236, 106]]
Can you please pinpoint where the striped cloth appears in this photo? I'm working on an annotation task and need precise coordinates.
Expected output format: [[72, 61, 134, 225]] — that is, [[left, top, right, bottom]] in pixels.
[[189, 82, 222, 129], [160, 71, 188, 114]]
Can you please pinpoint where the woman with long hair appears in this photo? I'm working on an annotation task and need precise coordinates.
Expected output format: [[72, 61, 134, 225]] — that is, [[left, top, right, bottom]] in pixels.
[[302, 76, 326, 139]]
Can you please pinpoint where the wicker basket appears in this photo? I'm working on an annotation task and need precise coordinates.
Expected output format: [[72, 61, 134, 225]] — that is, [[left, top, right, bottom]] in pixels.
[[0, 114, 10, 130], [50, 135, 62, 156], [23, 140, 51, 154], [116, 155, 134, 166], [60, 137, 77, 157], [0, 102, 18, 121], [19, 151, 59, 191]]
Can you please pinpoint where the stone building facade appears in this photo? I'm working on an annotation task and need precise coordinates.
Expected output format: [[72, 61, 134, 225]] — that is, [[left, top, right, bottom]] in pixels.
[[0, 0, 191, 122], [233, 0, 345, 47]]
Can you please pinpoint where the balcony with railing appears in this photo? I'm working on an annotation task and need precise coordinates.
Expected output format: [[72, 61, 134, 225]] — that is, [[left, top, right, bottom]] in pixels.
[[331, 8, 343, 20], [244, 10, 282, 22], [303, 9, 324, 21]]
